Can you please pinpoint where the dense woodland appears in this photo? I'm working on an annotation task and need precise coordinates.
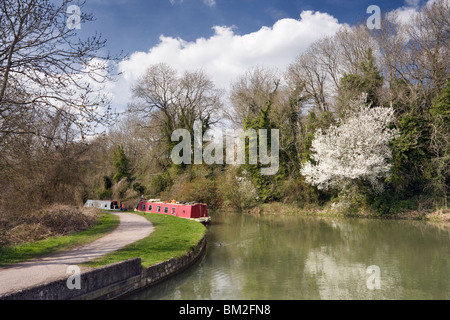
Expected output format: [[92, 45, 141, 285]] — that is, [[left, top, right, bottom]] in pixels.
[[0, 1, 449, 245]]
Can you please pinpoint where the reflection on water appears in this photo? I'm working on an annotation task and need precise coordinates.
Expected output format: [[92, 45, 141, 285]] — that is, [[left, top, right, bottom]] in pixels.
[[125, 212, 450, 300]]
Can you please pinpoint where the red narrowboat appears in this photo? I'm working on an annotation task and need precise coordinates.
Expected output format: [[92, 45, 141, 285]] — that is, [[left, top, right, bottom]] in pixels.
[[135, 199, 210, 224]]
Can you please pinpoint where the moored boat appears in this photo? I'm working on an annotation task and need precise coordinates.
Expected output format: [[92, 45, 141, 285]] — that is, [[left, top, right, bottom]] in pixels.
[[84, 200, 125, 211], [135, 199, 210, 224]]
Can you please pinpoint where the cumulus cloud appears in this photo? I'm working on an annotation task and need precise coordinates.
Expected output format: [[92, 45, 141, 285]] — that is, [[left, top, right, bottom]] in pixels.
[[109, 10, 343, 111], [389, 0, 441, 24], [387, 6, 419, 24]]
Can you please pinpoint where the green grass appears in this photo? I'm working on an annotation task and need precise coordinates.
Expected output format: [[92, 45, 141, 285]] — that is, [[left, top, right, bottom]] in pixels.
[[83, 213, 207, 268], [0, 211, 207, 270], [0, 213, 120, 268]]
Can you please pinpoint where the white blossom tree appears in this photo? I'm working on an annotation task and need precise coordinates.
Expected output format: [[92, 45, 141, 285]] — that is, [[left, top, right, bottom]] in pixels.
[[301, 99, 397, 194]]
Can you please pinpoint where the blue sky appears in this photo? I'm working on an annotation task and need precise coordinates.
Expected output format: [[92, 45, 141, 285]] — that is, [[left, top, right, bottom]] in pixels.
[[75, 0, 427, 112], [83, 0, 411, 56]]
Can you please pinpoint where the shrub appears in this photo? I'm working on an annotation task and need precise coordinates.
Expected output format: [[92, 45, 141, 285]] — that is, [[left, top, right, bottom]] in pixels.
[[0, 205, 100, 247], [176, 177, 223, 209], [278, 177, 319, 208], [133, 182, 147, 196], [99, 189, 113, 200], [217, 167, 259, 210], [367, 189, 417, 216], [151, 173, 173, 195]]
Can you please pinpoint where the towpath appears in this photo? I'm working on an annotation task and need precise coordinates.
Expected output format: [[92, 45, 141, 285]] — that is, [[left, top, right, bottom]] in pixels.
[[0, 211, 154, 297]]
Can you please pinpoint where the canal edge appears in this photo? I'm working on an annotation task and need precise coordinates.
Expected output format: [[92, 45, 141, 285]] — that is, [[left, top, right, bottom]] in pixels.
[[0, 235, 207, 300]]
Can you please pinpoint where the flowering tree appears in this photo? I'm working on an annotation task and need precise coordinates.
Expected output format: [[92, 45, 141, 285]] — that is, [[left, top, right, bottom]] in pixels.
[[301, 100, 397, 194]]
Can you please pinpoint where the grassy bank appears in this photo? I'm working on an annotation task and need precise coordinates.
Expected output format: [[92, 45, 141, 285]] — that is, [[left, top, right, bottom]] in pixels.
[[84, 212, 207, 268], [246, 202, 450, 223], [0, 212, 120, 268]]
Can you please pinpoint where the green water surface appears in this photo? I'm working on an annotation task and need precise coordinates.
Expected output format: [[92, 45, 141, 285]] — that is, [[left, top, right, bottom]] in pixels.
[[126, 212, 450, 300]]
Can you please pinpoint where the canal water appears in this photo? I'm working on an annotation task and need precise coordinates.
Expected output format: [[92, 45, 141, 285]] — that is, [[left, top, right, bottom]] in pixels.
[[126, 212, 450, 300]]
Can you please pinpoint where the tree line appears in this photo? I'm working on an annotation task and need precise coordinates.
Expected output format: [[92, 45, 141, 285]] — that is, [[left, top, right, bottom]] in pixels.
[[0, 0, 448, 230]]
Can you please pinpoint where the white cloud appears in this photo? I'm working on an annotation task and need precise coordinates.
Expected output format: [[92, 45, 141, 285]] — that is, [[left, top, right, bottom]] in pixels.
[[109, 10, 344, 111], [404, 0, 421, 7], [203, 0, 216, 7], [391, 0, 442, 24], [387, 5, 419, 24], [169, 0, 216, 6]]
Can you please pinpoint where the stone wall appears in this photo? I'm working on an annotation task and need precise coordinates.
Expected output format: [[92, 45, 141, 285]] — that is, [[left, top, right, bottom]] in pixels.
[[140, 236, 206, 290], [1, 236, 206, 300]]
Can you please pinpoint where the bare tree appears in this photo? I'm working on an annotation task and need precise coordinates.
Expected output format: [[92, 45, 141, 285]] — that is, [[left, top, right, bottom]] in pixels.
[[129, 63, 223, 157], [375, 0, 450, 109], [177, 69, 223, 130], [285, 25, 375, 114], [0, 0, 121, 139], [405, 0, 450, 104], [309, 36, 343, 91], [129, 63, 178, 138], [334, 25, 375, 77], [229, 66, 281, 126], [287, 50, 331, 113]]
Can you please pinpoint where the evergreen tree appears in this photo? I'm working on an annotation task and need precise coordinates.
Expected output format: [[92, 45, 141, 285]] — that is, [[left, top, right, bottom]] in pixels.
[[337, 49, 384, 116], [428, 79, 450, 208], [113, 145, 132, 183], [243, 101, 278, 202]]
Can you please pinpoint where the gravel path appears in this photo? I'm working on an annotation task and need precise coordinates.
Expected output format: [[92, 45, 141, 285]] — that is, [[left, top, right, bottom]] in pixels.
[[0, 212, 154, 297]]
